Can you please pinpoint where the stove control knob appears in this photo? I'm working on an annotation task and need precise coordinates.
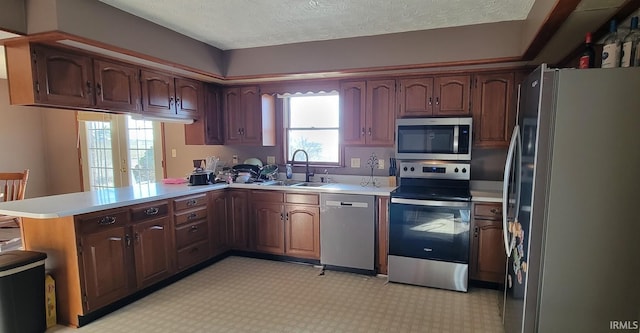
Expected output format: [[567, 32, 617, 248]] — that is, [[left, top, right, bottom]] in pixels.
[[410, 167, 415, 172], [462, 168, 467, 173], [454, 168, 459, 173], [403, 167, 408, 172]]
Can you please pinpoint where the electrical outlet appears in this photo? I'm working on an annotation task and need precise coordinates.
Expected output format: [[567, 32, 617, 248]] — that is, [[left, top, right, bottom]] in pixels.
[[171, 149, 177, 158], [267, 156, 276, 164], [378, 159, 385, 169], [232, 155, 238, 164], [351, 158, 360, 168]]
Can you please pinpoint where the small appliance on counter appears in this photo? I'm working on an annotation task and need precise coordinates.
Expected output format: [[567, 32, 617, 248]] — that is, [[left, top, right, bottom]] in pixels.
[[188, 159, 211, 186]]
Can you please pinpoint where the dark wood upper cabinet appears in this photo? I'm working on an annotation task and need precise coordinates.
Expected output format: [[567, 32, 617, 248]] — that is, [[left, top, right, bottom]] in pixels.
[[223, 86, 266, 145], [185, 83, 224, 145], [93, 59, 140, 112], [33, 45, 94, 108], [223, 87, 243, 144], [140, 69, 176, 117], [175, 77, 203, 119], [341, 79, 395, 146], [398, 77, 434, 117], [398, 75, 470, 117], [472, 72, 516, 148], [434, 75, 470, 116], [340, 81, 367, 145]]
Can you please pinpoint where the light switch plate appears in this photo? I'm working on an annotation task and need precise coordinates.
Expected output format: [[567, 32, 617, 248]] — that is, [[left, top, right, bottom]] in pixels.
[[267, 156, 276, 164], [171, 149, 177, 158], [351, 158, 360, 168], [378, 159, 385, 169]]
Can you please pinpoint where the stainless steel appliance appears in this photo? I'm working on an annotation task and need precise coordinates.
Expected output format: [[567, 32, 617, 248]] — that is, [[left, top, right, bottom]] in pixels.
[[502, 65, 640, 333], [320, 193, 375, 274], [388, 160, 471, 292], [395, 117, 472, 160]]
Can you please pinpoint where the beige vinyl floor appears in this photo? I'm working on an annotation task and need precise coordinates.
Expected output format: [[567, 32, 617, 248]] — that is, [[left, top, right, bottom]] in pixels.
[[48, 256, 505, 333]]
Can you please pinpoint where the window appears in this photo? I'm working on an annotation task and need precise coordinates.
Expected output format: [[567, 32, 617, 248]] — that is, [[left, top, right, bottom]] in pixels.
[[285, 93, 340, 164], [78, 112, 163, 191]]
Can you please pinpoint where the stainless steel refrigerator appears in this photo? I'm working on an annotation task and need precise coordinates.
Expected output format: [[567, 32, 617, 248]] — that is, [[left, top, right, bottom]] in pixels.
[[501, 64, 640, 333]]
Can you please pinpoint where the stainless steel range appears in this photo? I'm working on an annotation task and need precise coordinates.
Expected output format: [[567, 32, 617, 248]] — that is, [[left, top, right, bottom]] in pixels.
[[388, 160, 471, 292]]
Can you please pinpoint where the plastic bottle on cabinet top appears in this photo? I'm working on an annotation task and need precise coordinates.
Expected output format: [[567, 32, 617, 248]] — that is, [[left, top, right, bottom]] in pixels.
[[621, 17, 640, 67], [579, 32, 596, 68], [601, 20, 622, 68]]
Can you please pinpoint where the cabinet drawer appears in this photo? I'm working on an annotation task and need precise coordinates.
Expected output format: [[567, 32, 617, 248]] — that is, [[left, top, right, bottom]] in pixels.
[[286, 193, 319, 205], [173, 194, 207, 211], [174, 206, 208, 225], [474, 203, 503, 219], [77, 209, 130, 234], [251, 190, 283, 203], [130, 201, 169, 222], [177, 240, 210, 270], [175, 220, 209, 249]]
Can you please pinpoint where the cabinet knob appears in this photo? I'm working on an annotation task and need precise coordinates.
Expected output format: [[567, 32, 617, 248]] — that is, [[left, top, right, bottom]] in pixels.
[[187, 212, 198, 220], [189, 225, 199, 233], [96, 83, 102, 96], [361, 128, 365, 136], [86, 81, 92, 95], [98, 216, 116, 225], [368, 128, 372, 136], [490, 208, 502, 215], [428, 97, 433, 105], [125, 234, 131, 247], [187, 199, 198, 206], [435, 97, 440, 105], [176, 97, 181, 108], [169, 96, 175, 106]]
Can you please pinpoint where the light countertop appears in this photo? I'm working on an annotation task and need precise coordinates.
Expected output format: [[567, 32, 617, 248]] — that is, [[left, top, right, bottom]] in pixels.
[[0, 181, 395, 219]]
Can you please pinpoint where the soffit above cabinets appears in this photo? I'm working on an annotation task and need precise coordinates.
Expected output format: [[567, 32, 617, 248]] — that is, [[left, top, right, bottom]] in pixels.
[[98, 0, 536, 50]]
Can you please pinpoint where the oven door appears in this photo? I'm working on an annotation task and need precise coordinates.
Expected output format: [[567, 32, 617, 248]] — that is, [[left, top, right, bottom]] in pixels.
[[389, 198, 471, 264]]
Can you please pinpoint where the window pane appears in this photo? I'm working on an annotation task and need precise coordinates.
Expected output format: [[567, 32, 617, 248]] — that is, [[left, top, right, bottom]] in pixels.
[[288, 129, 339, 163], [289, 95, 339, 128]]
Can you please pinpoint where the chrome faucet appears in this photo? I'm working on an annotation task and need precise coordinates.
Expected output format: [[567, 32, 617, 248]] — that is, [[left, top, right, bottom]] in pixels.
[[291, 149, 313, 182]]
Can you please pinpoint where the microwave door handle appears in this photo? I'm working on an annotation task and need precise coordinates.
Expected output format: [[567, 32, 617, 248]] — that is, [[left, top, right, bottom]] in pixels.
[[453, 125, 459, 153], [502, 125, 520, 257]]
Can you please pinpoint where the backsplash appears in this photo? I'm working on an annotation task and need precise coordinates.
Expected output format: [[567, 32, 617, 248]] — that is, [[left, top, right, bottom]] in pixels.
[[163, 123, 506, 181]]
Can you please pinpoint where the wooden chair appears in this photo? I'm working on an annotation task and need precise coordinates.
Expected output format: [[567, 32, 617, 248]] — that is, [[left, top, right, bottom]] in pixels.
[[0, 169, 29, 228]]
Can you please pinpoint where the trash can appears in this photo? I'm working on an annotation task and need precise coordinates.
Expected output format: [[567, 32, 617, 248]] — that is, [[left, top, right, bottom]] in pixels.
[[0, 250, 47, 333]]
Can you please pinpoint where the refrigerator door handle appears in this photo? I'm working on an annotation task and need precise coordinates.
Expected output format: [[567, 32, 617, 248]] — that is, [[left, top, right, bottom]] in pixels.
[[502, 125, 520, 257]]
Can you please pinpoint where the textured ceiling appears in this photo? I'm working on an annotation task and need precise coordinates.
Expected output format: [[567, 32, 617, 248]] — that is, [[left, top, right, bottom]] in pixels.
[[99, 0, 535, 50]]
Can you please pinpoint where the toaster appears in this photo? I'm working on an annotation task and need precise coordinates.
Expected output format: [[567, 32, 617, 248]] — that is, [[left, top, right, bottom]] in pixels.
[[188, 172, 210, 186]]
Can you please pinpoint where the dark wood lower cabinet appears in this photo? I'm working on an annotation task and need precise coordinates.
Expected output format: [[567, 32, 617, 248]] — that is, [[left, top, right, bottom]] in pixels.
[[228, 190, 250, 250], [376, 197, 389, 275], [210, 191, 229, 256], [132, 217, 172, 287], [470, 203, 506, 283], [285, 205, 320, 259], [254, 201, 285, 254]]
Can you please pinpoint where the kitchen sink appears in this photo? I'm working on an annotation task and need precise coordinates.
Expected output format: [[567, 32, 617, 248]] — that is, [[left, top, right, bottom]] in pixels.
[[258, 180, 327, 187], [290, 182, 327, 187]]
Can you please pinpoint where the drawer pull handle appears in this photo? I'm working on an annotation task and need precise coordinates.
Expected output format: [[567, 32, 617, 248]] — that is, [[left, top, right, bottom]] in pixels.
[[490, 208, 502, 215], [187, 199, 198, 206], [145, 207, 159, 215], [98, 216, 116, 225], [150, 225, 164, 231], [108, 237, 122, 241], [187, 213, 198, 220], [189, 225, 199, 233]]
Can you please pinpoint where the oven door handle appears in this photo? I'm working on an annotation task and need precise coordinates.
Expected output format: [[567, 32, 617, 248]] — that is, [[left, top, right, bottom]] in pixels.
[[391, 198, 470, 208]]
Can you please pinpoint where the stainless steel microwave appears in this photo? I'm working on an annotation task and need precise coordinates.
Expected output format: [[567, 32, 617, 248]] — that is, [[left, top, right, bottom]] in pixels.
[[395, 117, 472, 160]]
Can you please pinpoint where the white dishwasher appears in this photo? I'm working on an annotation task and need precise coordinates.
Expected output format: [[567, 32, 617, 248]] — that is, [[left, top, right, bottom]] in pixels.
[[320, 193, 375, 274]]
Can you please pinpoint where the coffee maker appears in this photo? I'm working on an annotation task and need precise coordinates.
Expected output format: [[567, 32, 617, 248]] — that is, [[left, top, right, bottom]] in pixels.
[[188, 159, 210, 186]]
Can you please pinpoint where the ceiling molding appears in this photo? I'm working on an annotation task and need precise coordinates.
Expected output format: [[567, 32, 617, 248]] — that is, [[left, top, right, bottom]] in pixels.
[[522, 0, 583, 60]]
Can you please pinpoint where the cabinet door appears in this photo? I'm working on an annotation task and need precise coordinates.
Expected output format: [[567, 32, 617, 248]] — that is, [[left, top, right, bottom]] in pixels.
[[340, 81, 367, 145], [398, 77, 434, 117], [132, 217, 172, 288], [285, 205, 320, 259], [470, 220, 506, 283], [472, 72, 516, 148], [240, 86, 262, 145], [227, 190, 249, 250], [140, 69, 176, 116], [223, 87, 243, 144], [204, 85, 224, 144], [34, 45, 94, 107], [253, 202, 285, 254], [210, 191, 228, 256], [93, 59, 140, 112], [366, 79, 396, 146], [175, 77, 203, 119], [434, 75, 470, 116], [80, 226, 132, 311]]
